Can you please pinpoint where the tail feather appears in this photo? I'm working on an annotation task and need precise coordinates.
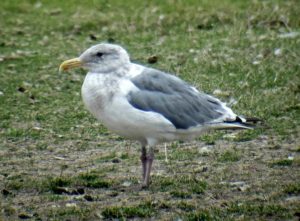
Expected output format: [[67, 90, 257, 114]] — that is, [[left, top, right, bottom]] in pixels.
[[220, 116, 264, 130], [206, 116, 264, 131]]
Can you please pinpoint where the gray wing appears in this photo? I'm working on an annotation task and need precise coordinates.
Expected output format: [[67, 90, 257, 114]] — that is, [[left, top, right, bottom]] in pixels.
[[127, 68, 228, 129]]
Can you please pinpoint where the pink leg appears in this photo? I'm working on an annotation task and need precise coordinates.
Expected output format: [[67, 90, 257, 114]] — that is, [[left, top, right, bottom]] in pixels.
[[142, 147, 154, 188], [140, 146, 147, 180]]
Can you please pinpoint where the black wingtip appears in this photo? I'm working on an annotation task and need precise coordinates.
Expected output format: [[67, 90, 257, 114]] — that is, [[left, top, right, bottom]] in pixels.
[[224, 116, 265, 129], [237, 116, 267, 128], [244, 117, 263, 124]]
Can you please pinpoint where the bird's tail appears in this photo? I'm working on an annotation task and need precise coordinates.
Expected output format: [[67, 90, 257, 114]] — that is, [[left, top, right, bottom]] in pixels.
[[210, 116, 264, 130]]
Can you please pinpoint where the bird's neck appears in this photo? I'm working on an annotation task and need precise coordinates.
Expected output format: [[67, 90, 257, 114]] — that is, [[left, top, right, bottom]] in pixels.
[[91, 63, 131, 76]]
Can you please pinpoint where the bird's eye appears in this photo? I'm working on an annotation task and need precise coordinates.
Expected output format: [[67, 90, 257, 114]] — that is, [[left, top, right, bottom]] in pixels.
[[96, 52, 104, 58]]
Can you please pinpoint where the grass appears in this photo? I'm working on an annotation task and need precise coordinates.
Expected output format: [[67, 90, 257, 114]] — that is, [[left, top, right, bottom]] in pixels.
[[284, 183, 300, 195], [46, 171, 114, 194], [0, 0, 299, 220], [102, 202, 156, 219], [217, 150, 241, 162], [271, 158, 293, 167]]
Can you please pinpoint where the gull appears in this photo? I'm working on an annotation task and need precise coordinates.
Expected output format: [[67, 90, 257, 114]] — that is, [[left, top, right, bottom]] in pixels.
[[59, 43, 258, 187]]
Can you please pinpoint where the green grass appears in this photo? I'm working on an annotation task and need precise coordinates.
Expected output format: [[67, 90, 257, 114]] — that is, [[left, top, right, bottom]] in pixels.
[[185, 210, 214, 221], [48, 207, 92, 220], [217, 150, 241, 162], [46, 171, 114, 194], [271, 159, 293, 167], [48, 177, 72, 193], [284, 183, 300, 195], [102, 202, 156, 219], [183, 202, 292, 221], [150, 175, 207, 195], [226, 202, 291, 218], [0, 0, 299, 220]]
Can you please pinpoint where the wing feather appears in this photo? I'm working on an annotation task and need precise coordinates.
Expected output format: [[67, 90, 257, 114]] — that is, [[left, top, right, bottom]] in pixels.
[[127, 68, 234, 129]]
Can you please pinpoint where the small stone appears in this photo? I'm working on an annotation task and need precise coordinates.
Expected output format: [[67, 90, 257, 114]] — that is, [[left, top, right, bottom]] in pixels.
[[213, 89, 222, 95], [74, 195, 84, 200], [229, 181, 246, 187], [278, 32, 299, 39], [223, 133, 238, 139], [194, 166, 208, 173], [238, 185, 250, 192], [212, 89, 230, 96], [256, 54, 264, 59], [274, 48, 281, 56], [32, 126, 42, 131], [0, 91, 3, 96], [95, 212, 104, 219], [199, 146, 212, 154], [285, 196, 300, 202], [53, 156, 66, 160], [252, 60, 260, 65], [65, 203, 77, 208], [288, 155, 294, 160], [121, 181, 132, 187]]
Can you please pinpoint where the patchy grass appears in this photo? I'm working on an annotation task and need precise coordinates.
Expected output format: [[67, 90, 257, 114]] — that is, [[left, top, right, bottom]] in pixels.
[[271, 158, 293, 167], [0, 0, 299, 220], [48, 176, 72, 193], [217, 150, 241, 162], [150, 175, 207, 196], [102, 202, 156, 219], [284, 183, 300, 195], [77, 172, 113, 188], [48, 207, 92, 220], [226, 202, 292, 219], [185, 210, 214, 221], [46, 171, 114, 194]]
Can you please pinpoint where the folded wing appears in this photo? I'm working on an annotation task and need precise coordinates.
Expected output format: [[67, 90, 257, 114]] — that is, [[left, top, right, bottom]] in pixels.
[[127, 68, 236, 130]]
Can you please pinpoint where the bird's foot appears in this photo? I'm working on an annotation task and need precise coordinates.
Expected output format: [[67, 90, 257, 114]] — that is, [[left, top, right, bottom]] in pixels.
[[140, 181, 150, 190]]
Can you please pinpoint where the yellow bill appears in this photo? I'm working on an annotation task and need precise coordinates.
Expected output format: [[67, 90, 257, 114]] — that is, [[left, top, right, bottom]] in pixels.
[[59, 58, 82, 72]]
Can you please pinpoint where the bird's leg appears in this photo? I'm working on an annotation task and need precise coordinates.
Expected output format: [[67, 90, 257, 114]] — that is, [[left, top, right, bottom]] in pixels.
[[142, 146, 154, 188], [140, 145, 147, 180], [164, 143, 169, 163]]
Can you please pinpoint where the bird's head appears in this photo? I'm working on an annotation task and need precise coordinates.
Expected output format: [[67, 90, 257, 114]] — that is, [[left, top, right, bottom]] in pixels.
[[59, 43, 130, 73]]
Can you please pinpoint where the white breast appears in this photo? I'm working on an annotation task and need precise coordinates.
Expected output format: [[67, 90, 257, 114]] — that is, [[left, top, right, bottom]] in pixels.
[[81, 71, 176, 145]]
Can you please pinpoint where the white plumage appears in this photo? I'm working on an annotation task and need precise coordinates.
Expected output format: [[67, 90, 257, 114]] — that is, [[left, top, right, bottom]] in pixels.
[[59, 43, 254, 187]]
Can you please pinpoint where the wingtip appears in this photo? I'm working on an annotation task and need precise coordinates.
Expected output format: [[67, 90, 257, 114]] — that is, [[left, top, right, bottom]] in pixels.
[[239, 116, 268, 128]]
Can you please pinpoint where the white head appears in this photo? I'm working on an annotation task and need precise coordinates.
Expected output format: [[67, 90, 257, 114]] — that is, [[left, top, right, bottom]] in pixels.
[[59, 43, 130, 73]]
